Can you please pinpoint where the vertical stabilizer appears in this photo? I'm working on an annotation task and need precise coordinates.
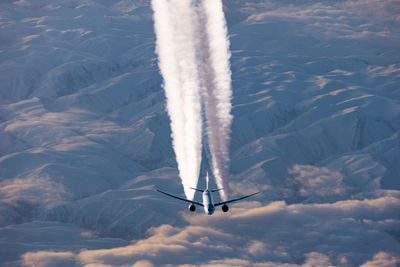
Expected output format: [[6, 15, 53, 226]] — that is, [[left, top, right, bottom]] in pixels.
[[206, 172, 209, 189]]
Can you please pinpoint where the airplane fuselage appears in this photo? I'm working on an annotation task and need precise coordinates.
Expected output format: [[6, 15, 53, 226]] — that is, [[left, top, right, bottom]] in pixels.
[[202, 189, 215, 215]]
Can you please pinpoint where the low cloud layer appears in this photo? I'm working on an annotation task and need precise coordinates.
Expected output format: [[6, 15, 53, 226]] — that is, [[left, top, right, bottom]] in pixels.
[[19, 197, 400, 266], [21, 251, 76, 267]]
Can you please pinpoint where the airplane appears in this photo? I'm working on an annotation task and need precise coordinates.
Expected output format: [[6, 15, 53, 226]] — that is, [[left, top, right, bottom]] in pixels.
[[156, 173, 260, 215]]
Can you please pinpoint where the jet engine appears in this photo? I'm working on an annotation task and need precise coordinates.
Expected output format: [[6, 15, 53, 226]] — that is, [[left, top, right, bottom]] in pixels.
[[188, 204, 196, 212], [222, 204, 229, 212]]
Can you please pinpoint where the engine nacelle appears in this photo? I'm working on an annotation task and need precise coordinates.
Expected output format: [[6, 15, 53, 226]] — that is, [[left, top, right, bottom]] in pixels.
[[222, 204, 229, 212], [188, 204, 196, 212]]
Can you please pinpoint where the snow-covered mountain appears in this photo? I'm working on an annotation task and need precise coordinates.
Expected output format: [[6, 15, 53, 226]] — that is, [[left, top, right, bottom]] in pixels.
[[0, 0, 399, 266]]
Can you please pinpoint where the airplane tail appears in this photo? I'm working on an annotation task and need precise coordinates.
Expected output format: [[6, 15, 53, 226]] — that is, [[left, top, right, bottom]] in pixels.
[[206, 172, 209, 189]]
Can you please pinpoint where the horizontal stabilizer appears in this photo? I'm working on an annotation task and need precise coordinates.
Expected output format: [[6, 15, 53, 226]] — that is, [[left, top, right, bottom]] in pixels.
[[189, 187, 203, 192], [211, 188, 224, 193], [190, 187, 224, 193]]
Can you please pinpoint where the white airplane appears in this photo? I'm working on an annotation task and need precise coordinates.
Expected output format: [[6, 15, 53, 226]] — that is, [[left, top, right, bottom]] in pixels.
[[156, 173, 260, 215]]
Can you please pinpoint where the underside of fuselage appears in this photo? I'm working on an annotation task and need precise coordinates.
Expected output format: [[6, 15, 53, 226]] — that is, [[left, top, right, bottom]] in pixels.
[[203, 189, 215, 215]]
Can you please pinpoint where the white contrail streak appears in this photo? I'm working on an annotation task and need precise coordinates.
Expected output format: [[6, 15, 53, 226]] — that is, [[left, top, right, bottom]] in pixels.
[[199, 0, 233, 201], [152, 0, 232, 202], [152, 0, 202, 200]]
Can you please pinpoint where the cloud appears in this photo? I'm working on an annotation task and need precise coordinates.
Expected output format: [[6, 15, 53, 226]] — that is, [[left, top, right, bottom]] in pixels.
[[0, 174, 71, 226], [290, 164, 345, 200], [76, 224, 234, 266], [247, 240, 266, 257], [21, 251, 76, 267], [19, 196, 398, 266], [359, 252, 400, 267], [302, 252, 335, 267], [20, 250, 157, 267], [130, 260, 155, 267], [0, 175, 70, 206]]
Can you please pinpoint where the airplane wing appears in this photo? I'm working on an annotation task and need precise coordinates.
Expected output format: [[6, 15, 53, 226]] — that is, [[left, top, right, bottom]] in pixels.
[[156, 188, 204, 207], [214, 191, 260, 206]]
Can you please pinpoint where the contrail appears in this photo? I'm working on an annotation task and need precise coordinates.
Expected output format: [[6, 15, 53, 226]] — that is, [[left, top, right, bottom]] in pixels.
[[198, 0, 233, 201], [152, 0, 202, 200], [152, 0, 232, 202]]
